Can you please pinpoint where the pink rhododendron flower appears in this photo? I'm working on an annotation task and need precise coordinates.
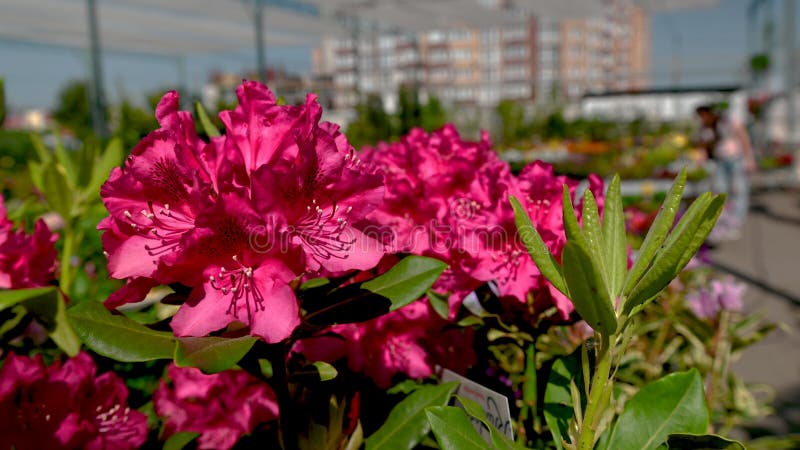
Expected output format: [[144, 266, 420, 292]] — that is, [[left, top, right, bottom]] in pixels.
[[154, 364, 278, 450], [362, 127, 602, 320], [99, 81, 384, 343], [687, 276, 746, 319], [0, 197, 58, 289], [297, 300, 475, 388], [0, 352, 147, 450]]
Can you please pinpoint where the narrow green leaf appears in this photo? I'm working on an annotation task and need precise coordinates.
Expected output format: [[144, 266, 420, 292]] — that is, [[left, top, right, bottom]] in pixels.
[[365, 381, 458, 450], [664, 433, 745, 449], [53, 137, 78, 186], [163, 431, 200, 450], [582, 189, 612, 300], [0, 287, 57, 310], [174, 336, 257, 373], [561, 241, 617, 335], [86, 138, 123, 196], [624, 168, 687, 297], [510, 196, 567, 296], [562, 185, 587, 251], [362, 255, 448, 311], [195, 101, 221, 137], [312, 361, 338, 381], [607, 369, 709, 450], [68, 301, 175, 362], [42, 162, 74, 219], [425, 406, 488, 450], [602, 175, 627, 298], [625, 194, 723, 313]]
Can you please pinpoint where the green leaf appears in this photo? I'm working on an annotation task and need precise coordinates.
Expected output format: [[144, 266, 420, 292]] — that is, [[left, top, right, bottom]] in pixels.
[[544, 355, 584, 450], [68, 301, 175, 362], [561, 241, 617, 335], [365, 381, 458, 450], [626, 194, 724, 313], [362, 255, 448, 311], [425, 406, 488, 450], [624, 168, 687, 297], [607, 369, 709, 450], [174, 336, 257, 373], [0, 287, 57, 310], [53, 137, 78, 187], [427, 290, 450, 320], [602, 175, 627, 298], [312, 361, 338, 381], [86, 138, 123, 196], [41, 162, 74, 219], [664, 433, 745, 449], [510, 196, 567, 296], [0, 287, 79, 356], [163, 431, 200, 450], [562, 185, 588, 252], [581, 189, 611, 300], [195, 101, 221, 137], [453, 395, 519, 450]]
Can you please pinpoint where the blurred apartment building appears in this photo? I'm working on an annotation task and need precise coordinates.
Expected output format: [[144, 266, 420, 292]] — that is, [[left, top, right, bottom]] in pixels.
[[312, 0, 649, 112]]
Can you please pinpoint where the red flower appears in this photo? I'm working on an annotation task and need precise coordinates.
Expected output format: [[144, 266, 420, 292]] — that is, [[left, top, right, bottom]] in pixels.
[[154, 365, 278, 450], [0, 197, 58, 289], [0, 352, 147, 450]]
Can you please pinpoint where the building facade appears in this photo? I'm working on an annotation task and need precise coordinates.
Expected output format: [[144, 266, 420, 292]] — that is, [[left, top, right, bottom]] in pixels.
[[314, 1, 649, 112]]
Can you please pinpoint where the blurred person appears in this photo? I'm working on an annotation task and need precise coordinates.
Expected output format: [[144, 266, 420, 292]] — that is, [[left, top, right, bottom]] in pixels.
[[695, 104, 757, 239]]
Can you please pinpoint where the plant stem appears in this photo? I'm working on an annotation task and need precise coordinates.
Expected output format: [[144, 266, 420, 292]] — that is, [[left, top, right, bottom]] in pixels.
[[578, 336, 613, 450], [59, 225, 75, 295]]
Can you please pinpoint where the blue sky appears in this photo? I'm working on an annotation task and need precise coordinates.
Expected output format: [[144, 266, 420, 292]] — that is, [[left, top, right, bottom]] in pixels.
[[0, 0, 785, 110]]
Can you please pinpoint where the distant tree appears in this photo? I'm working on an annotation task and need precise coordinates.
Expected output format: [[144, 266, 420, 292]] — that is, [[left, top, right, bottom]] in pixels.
[[496, 99, 529, 145], [397, 84, 422, 135], [346, 94, 396, 149], [420, 95, 447, 132], [115, 99, 158, 150], [0, 78, 5, 128], [53, 81, 96, 139]]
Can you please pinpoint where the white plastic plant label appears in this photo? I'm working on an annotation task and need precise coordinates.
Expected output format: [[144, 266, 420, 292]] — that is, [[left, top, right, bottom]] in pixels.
[[440, 368, 514, 441]]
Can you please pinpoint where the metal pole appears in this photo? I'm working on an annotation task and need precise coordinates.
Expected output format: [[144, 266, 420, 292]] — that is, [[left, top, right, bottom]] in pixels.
[[86, 0, 108, 137], [254, 0, 266, 83]]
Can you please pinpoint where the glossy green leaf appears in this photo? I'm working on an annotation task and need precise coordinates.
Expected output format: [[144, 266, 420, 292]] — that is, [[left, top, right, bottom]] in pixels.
[[664, 433, 745, 449], [624, 168, 687, 297], [427, 290, 450, 320], [362, 255, 448, 312], [510, 196, 567, 296], [195, 101, 221, 137], [425, 406, 489, 450], [607, 369, 709, 450], [174, 336, 257, 373], [561, 241, 617, 335], [626, 194, 724, 313], [544, 355, 584, 450], [365, 381, 458, 450], [312, 361, 338, 381], [0, 287, 57, 310], [602, 175, 627, 298], [582, 189, 612, 300], [163, 431, 200, 450], [68, 301, 175, 362]]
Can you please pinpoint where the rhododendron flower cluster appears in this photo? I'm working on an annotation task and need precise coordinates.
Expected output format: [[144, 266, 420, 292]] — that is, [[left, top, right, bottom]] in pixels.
[[99, 81, 384, 342], [0, 197, 58, 289], [362, 126, 602, 319], [0, 352, 147, 450], [298, 299, 475, 388], [154, 365, 278, 450]]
